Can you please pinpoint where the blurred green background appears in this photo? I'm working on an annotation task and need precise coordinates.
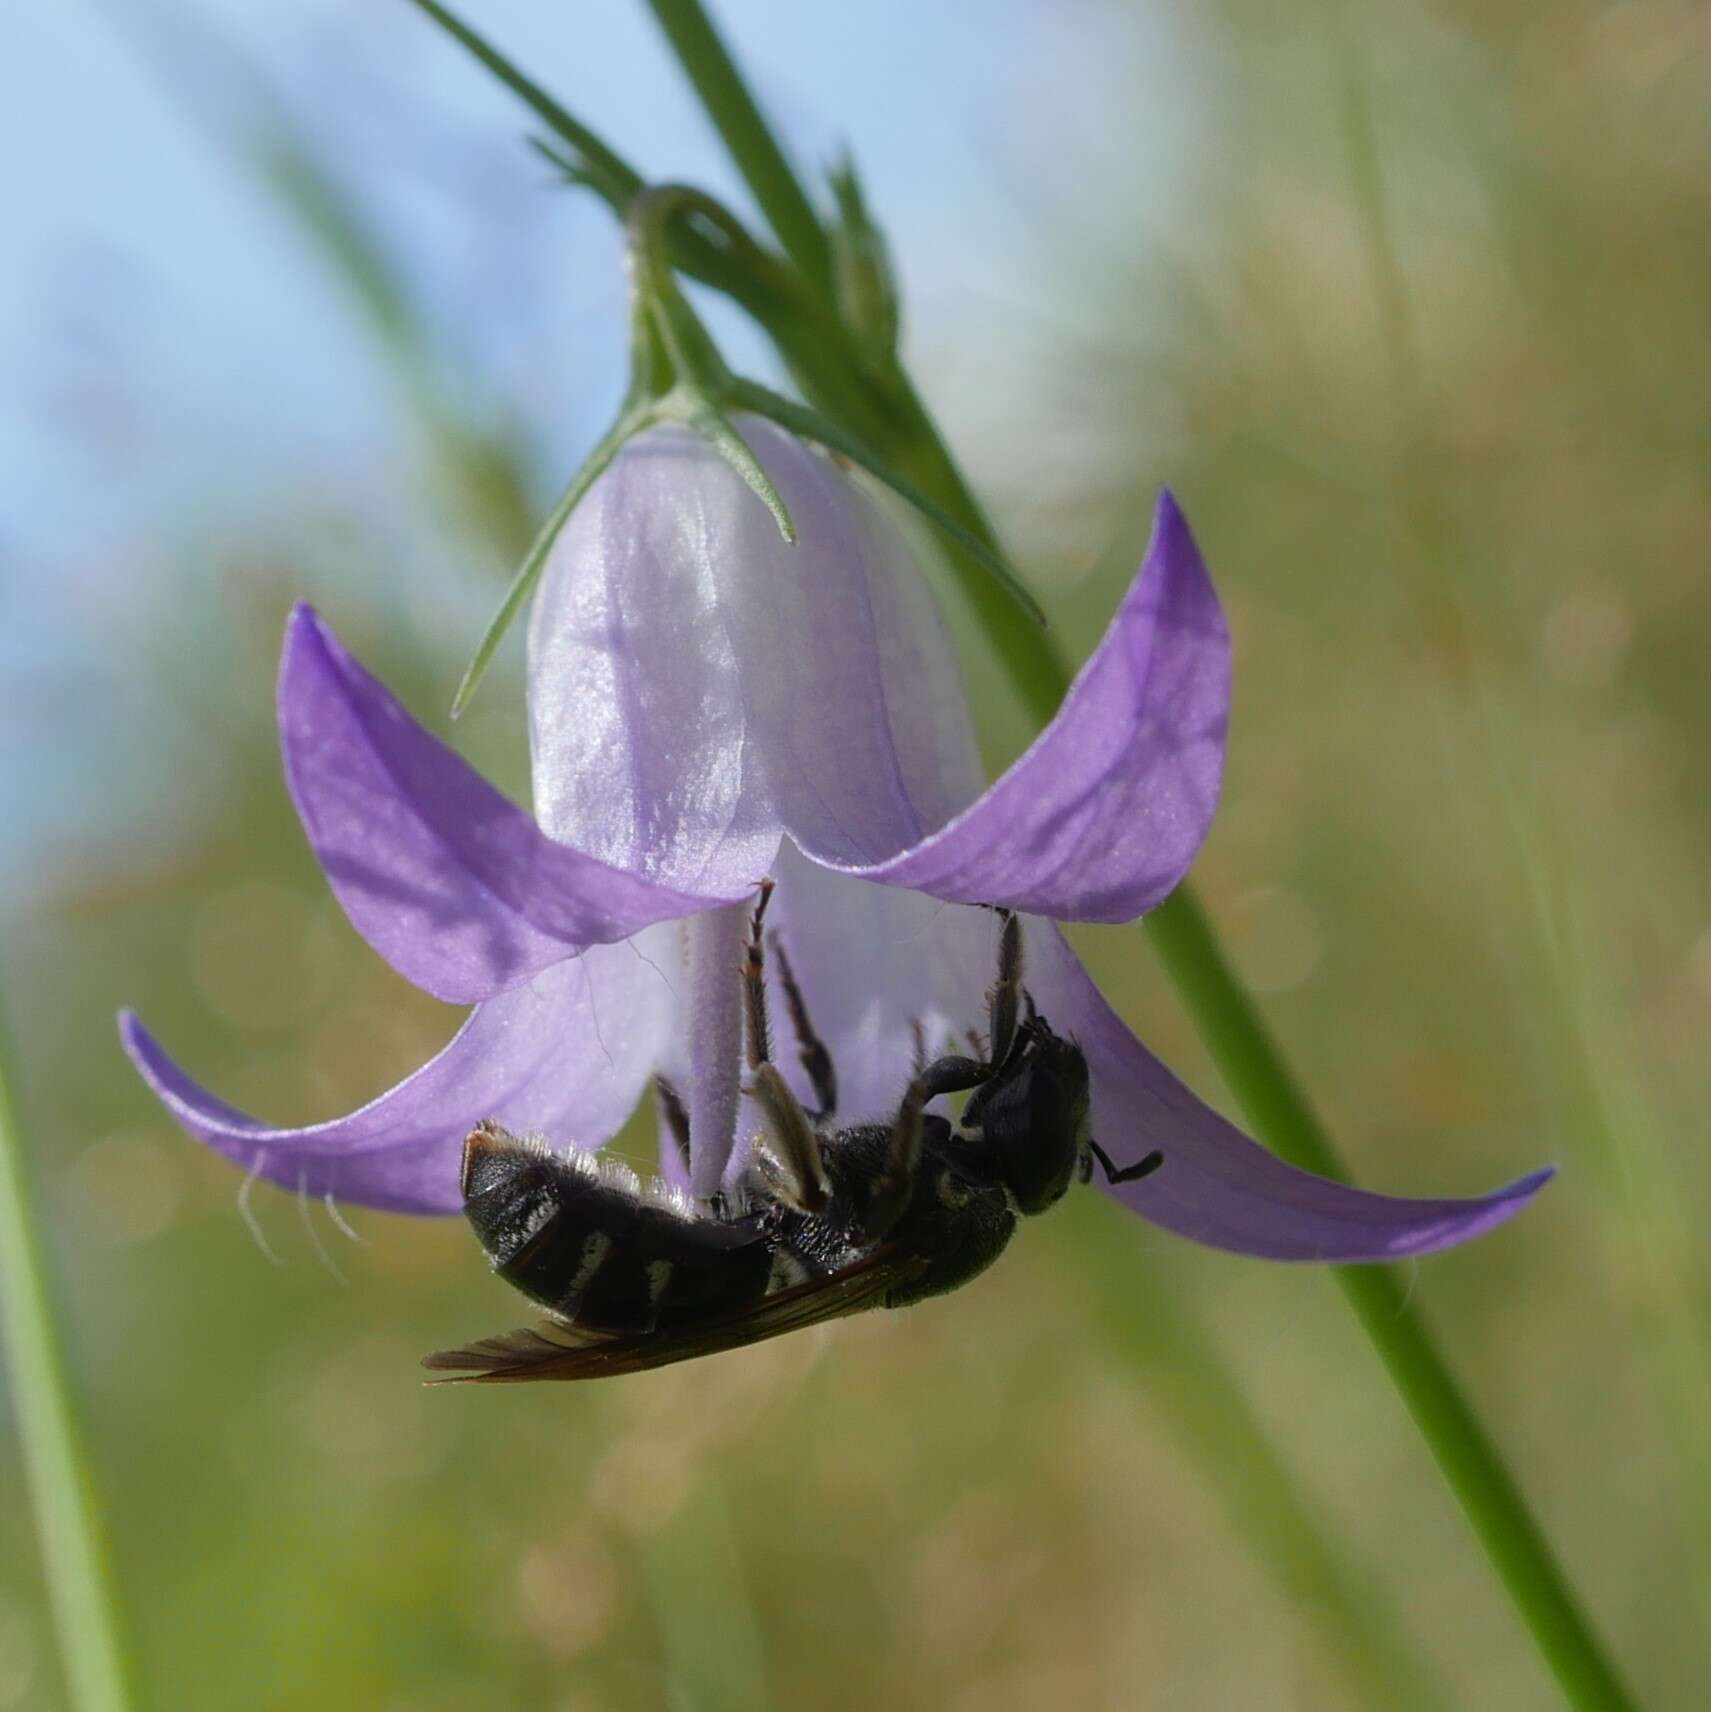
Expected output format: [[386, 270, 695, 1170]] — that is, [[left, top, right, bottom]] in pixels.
[[2, 2, 1707, 1708]]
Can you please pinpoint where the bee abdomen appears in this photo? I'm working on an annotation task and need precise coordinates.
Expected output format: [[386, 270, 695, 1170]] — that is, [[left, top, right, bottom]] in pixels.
[[460, 1123, 775, 1334]]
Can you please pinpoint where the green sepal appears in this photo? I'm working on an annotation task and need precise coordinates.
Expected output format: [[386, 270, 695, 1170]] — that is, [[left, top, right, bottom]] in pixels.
[[727, 381, 1047, 628], [662, 394, 798, 543], [827, 155, 900, 360], [450, 409, 647, 717], [528, 135, 610, 198], [449, 389, 800, 720], [625, 190, 798, 544], [694, 411, 797, 542], [452, 184, 812, 715]]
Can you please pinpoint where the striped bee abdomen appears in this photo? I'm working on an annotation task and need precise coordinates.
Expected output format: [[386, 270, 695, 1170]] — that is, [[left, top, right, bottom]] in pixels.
[[460, 1122, 775, 1334]]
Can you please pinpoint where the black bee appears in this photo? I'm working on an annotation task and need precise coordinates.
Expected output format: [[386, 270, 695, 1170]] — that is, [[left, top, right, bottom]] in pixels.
[[423, 889, 1161, 1382]]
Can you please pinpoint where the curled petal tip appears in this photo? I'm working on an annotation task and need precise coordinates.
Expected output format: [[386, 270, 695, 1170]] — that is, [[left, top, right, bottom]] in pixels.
[[281, 600, 329, 659], [278, 601, 337, 711], [116, 1010, 174, 1088], [1505, 1165, 1558, 1199], [1026, 922, 1556, 1262], [817, 492, 1230, 921], [116, 943, 677, 1216]]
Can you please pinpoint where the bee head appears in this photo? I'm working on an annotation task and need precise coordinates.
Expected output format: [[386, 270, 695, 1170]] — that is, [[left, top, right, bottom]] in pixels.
[[967, 1017, 1093, 1216]]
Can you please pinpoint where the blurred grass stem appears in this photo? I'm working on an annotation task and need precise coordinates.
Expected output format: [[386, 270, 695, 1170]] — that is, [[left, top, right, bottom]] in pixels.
[[1332, 0, 1711, 1605], [640, 1483, 776, 1712], [0, 1009, 137, 1711], [645, 3, 1640, 1707], [1064, 1205, 1450, 1712], [1144, 890, 1638, 1712]]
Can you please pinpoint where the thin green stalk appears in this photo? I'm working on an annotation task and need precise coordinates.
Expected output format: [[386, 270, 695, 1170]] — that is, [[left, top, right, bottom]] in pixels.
[[1062, 1206, 1449, 1712], [1332, 0, 1711, 1612], [1145, 890, 1636, 1712], [639, 4, 1640, 1708], [0, 1011, 137, 1712], [638, 1483, 775, 1712], [641, 0, 835, 298]]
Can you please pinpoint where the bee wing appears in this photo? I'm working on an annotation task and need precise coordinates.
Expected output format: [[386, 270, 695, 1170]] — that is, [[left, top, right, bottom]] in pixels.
[[422, 1246, 927, 1383]]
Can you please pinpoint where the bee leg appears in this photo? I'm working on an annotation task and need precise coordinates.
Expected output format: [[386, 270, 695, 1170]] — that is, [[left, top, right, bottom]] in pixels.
[[858, 1049, 991, 1241], [985, 907, 1025, 1073], [951, 909, 1030, 1136], [771, 933, 838, 1120], [654, 1075, 691, 1179], [1089, 1139, 1165, 1186], [742, 884, 832, 1214]]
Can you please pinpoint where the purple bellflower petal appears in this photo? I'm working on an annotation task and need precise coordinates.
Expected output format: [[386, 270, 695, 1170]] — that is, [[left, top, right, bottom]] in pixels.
[[636, 850, 1002, 1194], [280, 605, 734, 1003], [128, 417, 1548, 1270], [118, 931, 681, 1214], [722, 871, 1548, 1262], [527, 419, 981, 894], [1022, 922, 1553, 1260], [755, 843, 993, 1124], [823, 494, 1229, 920]]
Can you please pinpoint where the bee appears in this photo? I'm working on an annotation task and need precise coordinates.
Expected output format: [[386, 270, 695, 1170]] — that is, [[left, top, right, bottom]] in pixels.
[[423, 889, 1161, 1382]]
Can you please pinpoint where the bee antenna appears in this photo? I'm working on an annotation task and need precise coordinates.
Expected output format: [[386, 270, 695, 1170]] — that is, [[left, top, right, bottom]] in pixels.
[[1089, 1140, 1165, 1187]]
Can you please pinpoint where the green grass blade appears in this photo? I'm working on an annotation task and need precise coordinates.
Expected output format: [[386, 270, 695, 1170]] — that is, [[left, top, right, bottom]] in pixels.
[[404, 0, 641, 209], [451, 414, 640, 717], [641, 0, 833, 296], [0, 1008, 137, 1712], [1144, 887, 1641, 1712]]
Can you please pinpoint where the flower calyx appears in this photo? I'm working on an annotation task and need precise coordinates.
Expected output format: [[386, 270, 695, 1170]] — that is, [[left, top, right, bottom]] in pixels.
[[452, 183, 1040, 716]]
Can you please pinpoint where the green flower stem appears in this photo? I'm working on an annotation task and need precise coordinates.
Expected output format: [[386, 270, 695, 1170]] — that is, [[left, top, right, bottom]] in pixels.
[[1062, 1207, 1450, 1712], [641, 0, 835, 299], [1333, 0, 1711, 1654], [641, 4, 1639, 1708], [0, 1010, 136, 1712], [1145, 889, 1637, 1712]]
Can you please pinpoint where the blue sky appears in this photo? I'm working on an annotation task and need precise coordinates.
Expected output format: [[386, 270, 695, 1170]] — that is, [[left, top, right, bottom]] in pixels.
[[0, 0, 1195, 888]]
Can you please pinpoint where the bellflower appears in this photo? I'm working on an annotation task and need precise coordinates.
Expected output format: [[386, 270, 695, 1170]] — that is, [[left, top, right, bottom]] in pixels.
[[122, 419, 1548, 1260]]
